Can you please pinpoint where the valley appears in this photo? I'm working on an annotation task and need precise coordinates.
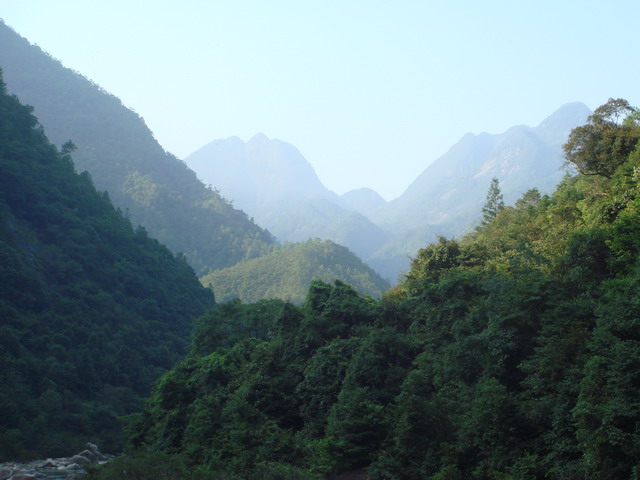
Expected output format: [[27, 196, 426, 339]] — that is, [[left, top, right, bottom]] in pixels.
[[1, 15, 639, 480]]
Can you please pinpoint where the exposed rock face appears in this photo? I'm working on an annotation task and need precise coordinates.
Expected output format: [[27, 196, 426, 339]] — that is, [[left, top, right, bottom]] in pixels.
[[0, 443, 110, 479]]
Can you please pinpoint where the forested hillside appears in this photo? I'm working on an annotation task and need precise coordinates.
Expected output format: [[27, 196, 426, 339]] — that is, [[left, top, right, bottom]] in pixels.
[[92, 99, 640, 479], [0, 72, 215, 460], [0, 22, 274, 275], [200, 239, 390, 304]]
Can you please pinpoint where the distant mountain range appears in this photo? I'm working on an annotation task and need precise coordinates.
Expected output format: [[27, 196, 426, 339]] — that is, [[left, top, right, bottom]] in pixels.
[[0, 21, 389, 302], [185, 102, 591, 282], [373, 102, 592, 230], [185, 135, 390, 259], [0, 19, 592, 289], [368, 101, 591, 279]]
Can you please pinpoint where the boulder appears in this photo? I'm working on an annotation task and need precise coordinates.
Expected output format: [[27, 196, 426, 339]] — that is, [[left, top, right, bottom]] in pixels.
[[86, 443, 107, 460], [9, 474, 37, 480], [76, 450, 97, 463], [67, 455, 90, 465]]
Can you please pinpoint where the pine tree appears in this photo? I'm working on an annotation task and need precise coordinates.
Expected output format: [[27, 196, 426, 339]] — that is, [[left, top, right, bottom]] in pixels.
[[481, 177, 505, 225]]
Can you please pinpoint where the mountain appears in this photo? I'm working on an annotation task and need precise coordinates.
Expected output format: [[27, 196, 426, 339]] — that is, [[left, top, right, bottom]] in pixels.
[[375, 102, 591, 230], [0, 21, 274, 276], [184, 134, 389, 262], [186, 133, 340, 216], [200, 239, 390, 304], [0, 74, 215, 460], [184, 105, 590, 285], [340, 187, 387, 216], [92, 99, 640, 480], [369, 102, 592, 280]]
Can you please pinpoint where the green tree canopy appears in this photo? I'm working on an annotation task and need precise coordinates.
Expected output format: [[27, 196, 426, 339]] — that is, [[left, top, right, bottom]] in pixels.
[[481, 177, 505, 225], [563, 98, 640, 178]]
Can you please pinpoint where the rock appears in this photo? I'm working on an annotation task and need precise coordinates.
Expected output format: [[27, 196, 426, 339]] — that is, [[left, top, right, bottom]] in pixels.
[[9, 474, 37, 480], [86, 443, 106, 460], [68, 455, 90, 465], [76, 449, 97, 463], [0, 445, 109, 479], [0, 468, 13, 480]]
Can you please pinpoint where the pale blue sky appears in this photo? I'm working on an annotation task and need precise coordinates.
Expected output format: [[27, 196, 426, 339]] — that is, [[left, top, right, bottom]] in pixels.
[[1, 0, 638, 200]]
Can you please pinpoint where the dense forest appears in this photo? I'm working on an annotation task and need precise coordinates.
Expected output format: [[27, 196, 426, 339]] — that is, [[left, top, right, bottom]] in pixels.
[[0, 21, 275, 276], [200, 239, 390, 304], [0, 72, 215, 460], [89, 99, 640, 479]]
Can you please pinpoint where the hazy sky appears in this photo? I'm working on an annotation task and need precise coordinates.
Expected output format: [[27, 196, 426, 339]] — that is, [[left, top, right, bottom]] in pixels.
[[1, 1, 638, 200]]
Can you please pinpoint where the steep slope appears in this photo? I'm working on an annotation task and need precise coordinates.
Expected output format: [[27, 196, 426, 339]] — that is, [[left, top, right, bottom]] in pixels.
[[375, 102, 591, 230], [185, 134, 389, 261], [0, 21, 274, 275], [370, 102, 592, 280], [200, 239, 390, 304], [0, 73, 215, 460]]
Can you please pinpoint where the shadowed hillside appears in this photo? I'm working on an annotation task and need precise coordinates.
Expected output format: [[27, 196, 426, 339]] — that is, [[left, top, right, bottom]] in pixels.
[[0, 21, 275, 276], [0, 72, 215, 460]]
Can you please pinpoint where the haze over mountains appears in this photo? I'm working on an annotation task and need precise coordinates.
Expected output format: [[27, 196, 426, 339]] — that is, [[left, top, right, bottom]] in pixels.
[[186, 134, 390, 261], [0, 19, 591, 289], [0, 22, 275, 277], [0, 21, 388, 302], [185, 102, 591, 281], [373, 102, 592, 230], [5, 17, 639, 478]]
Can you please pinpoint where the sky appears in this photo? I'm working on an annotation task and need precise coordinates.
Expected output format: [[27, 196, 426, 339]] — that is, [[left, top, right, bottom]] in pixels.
[[0, 1, 638, 200]]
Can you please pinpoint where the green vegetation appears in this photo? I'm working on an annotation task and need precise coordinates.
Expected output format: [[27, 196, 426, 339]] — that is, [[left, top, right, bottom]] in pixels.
[[0, 72, 215, 460], [201, 239, 390, 304], [0, 21, 275, 276], [481, 177, 505, 225], [90, 99, 640, 479]]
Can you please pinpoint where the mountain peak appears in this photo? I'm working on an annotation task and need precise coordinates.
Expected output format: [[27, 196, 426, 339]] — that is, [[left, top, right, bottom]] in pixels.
[[341, 188, 387, 216], [534, 102, 591, 147], [248, 132, 270, 144]]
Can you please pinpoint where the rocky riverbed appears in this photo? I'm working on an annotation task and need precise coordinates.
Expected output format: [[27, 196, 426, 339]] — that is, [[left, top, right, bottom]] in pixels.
[[0, 443, 110, 480]]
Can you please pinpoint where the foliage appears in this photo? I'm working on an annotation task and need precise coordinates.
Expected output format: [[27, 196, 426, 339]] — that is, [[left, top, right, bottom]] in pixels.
[[563, 98, 640, 178], [0, 71, 215, 460], [200, 239, 390, 304], [99, 98, 640, 479], [0, 22, 275, 276], [481, 177, 505, 225]]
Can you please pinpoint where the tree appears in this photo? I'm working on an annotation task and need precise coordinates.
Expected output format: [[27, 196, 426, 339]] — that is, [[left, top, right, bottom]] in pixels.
[[515, 187, 541, 209], [481, 177, 505, 225], [563, 98, 640, 178]]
